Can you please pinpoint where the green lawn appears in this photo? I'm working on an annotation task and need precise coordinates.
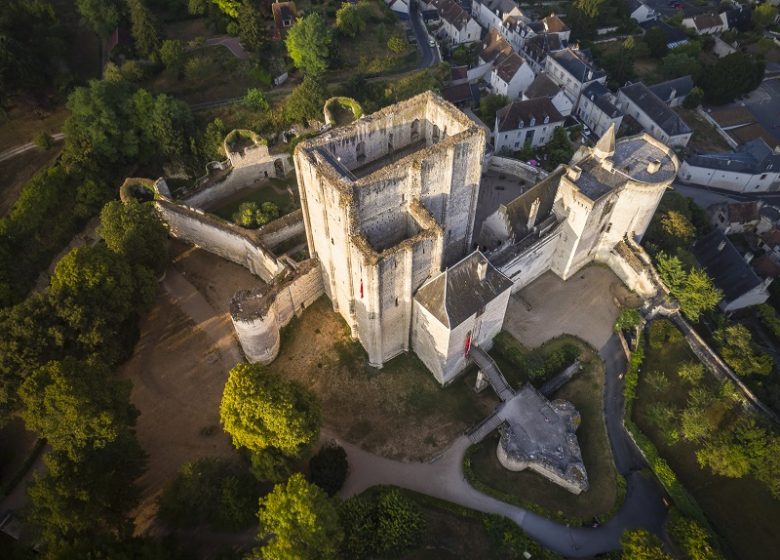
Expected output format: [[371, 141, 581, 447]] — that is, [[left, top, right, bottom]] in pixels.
[[467, 338, 621, 523], [634, 326, 780, 560], [272, 298, 498, 460], [209, 177, 300, 221]]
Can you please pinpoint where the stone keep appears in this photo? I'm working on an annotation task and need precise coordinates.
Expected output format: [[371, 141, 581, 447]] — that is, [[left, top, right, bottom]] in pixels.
[[294, 92, 486, 367]]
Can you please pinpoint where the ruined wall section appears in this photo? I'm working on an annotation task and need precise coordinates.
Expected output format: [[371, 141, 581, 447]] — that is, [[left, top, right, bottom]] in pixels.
[[231, 259, 324, 364], [258, 210, 305, 251], [156, 199, 284, 282]]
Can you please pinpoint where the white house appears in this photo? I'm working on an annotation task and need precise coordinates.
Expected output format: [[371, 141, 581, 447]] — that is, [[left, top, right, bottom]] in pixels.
[[545, 48, 606, 104], [678, 138, 780, 193], [494, 98, 565, 153], [520, 32, 563, 73], [627, 0, 657, 24], [682, 12, 729, 35], [576, 82, 623, 137], [431, 0, 482, 45], [471, 0, 525, 31], [523, 73, 573, 116], [616, 82, 692, 147], [479, 28, 535, 100], [693, 230, 771, 313]]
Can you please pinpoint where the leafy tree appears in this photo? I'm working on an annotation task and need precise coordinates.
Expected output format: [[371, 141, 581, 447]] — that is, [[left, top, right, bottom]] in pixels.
[[256, 473, 342, 560], [574, 0, 606, 18], [680, 405, 714, 442], [683, 87, 704, 110], [120, 60, 147, 82], [244, 88, 270, 111], [211, 0, 240, 17], [601, 36, 637, 87], [700, 52, 765, 105], [309, 443, 348, 496], [250, 446, 295, 482], [134, 90, 198, 165], [667, 510, 722, 560], [660, 210, 695, 246], [219, 363, 321, 457], [339, 489, 425, 559], [158, 457, 258, 530], [127, 0, 161, 58], [644, 26, 668, 59], [18, 358, 135, 460], [613, 308, 640, 333], [336, 3, 365, 38], [285, 13, 333, 76], [678, 361, 705, 385], [160, 39, 186, 74], [480, 94, 509, 126], [0, 292, 67, 424], [647, 370, 670, 393], [662, 53, 699, 81], [715, 324, 773, 377], [27, 437, 146, 547], [646, 402, 679, 444], [76, 0, 122, 37], [35, 131, 54, 150], [238, 0, 267, 52], [285, 75, 328, 124], [100, 199, 169, 273], [387, 35, 407, 54], [656, 253, 721, 321], [202, 117, 227, 161], [49, 245, 136, 349], [620, 529, 673, 559], [184, 55, 214, 82], [753, 2, 778, 29], [63, 79, 139, 171], [541, 126, 574, 168]]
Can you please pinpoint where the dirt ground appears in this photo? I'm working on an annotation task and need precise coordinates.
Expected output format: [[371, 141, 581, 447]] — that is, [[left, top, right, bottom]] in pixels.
[[121, 242, 263, 536], [505, 266, 641, 351], [0, 105, 67, 153], [273, 298, 498, 461], [0, 147, 61, 216]]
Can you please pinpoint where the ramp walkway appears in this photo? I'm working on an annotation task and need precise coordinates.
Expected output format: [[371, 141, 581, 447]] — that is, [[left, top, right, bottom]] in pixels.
[[466, 410, 505, 444], [471, 346, 514, 401]]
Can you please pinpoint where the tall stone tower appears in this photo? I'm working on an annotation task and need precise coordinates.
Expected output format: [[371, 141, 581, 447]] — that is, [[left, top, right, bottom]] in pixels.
[[294, 92, 487, 366]]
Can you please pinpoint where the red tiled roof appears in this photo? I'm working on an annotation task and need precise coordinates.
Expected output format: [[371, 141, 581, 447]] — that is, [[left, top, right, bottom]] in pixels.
[[753, 254, 780, 278], [762, 227, 780, 248], [727, 201, 760, 224]]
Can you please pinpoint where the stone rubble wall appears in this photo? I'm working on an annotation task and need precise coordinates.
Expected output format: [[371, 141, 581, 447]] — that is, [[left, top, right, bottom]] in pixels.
[[495, 439, 586, 495], [258, 210, 305, 251]]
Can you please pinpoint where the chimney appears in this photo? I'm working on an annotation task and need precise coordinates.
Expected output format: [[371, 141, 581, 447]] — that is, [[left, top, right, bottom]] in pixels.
[[669, 88, 677, 102], [477, 258, 488, 281], [566, 165, 582, 182], [647, 159, 661, 174], [745, 252, 754, 264], [527, 198, 541, 230], [718, 240, 727, 252]]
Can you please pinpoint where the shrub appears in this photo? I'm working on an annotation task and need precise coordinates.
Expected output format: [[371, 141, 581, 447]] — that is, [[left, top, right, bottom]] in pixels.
[[34, 132, 54, 150], [339, 488, 425, 559], [648, 319, 682, 349], [243, 88, 269, 112], [387, 35, 407, 54], [614, 308, 641, 333], [309, 444, 348, 496]]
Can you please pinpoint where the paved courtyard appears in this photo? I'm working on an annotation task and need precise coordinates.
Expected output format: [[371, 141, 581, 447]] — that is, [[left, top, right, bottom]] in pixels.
[[503, 266, 641, 350]]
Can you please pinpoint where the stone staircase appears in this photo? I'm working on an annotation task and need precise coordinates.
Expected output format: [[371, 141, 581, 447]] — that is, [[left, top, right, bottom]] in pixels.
[[471, 346, 515, 402]]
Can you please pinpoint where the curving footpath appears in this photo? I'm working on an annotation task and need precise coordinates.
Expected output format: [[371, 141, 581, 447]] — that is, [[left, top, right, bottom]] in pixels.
[[337, 335, 668, 557]]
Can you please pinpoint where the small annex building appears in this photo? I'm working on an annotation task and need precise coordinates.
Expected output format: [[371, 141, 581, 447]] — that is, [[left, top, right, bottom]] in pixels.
[[412, 251, 513, 385]]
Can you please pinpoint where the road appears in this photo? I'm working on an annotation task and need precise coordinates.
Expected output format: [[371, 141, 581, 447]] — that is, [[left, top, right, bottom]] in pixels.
[[338, 334, 669, 557], [409, 6, 440, 68], [0, 133, 64, 163], [673, 180, 780, 208]]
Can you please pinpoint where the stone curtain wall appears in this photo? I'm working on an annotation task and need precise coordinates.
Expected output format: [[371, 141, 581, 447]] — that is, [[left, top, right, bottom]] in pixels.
[[231, 260, 324, 363], [258, 210, 305, 250], [156, 199, 284, 282]]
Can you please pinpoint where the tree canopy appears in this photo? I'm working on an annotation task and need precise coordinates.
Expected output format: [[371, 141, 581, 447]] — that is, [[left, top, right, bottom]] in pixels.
[[285, 76, 328, 124], [127, 0, 161, 58], [700, 52, 764, 105], [620, 529, 673, 560], [76, 0, 122, 37], [336, 3, 365, 38], [256, 473, 342, 560], [19, 358, 136, 460], [100, 199, 169, 273], [219, 363, 321, 457], [656, 253, 721, 321], [285, 13, 332, 76], [715, 324, 774, 377]]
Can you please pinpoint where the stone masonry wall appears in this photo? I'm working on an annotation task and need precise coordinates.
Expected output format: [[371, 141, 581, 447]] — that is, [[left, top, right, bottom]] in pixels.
[[156, 199, 284, 282], [231, 260, 324, 363]]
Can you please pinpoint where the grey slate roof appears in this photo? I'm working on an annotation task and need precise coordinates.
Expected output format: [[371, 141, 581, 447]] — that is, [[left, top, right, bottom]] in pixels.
[[692, 229, 762, 301], [549, 48, 605, 83], [415, 251, 513, 327], [503, 168, 563, 238], [582, 82, 622, 118], [649, 76, 694, 105], [496, 98, 564, 132], [619, 82, 692, 137], [685, 138, 780, 174]]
